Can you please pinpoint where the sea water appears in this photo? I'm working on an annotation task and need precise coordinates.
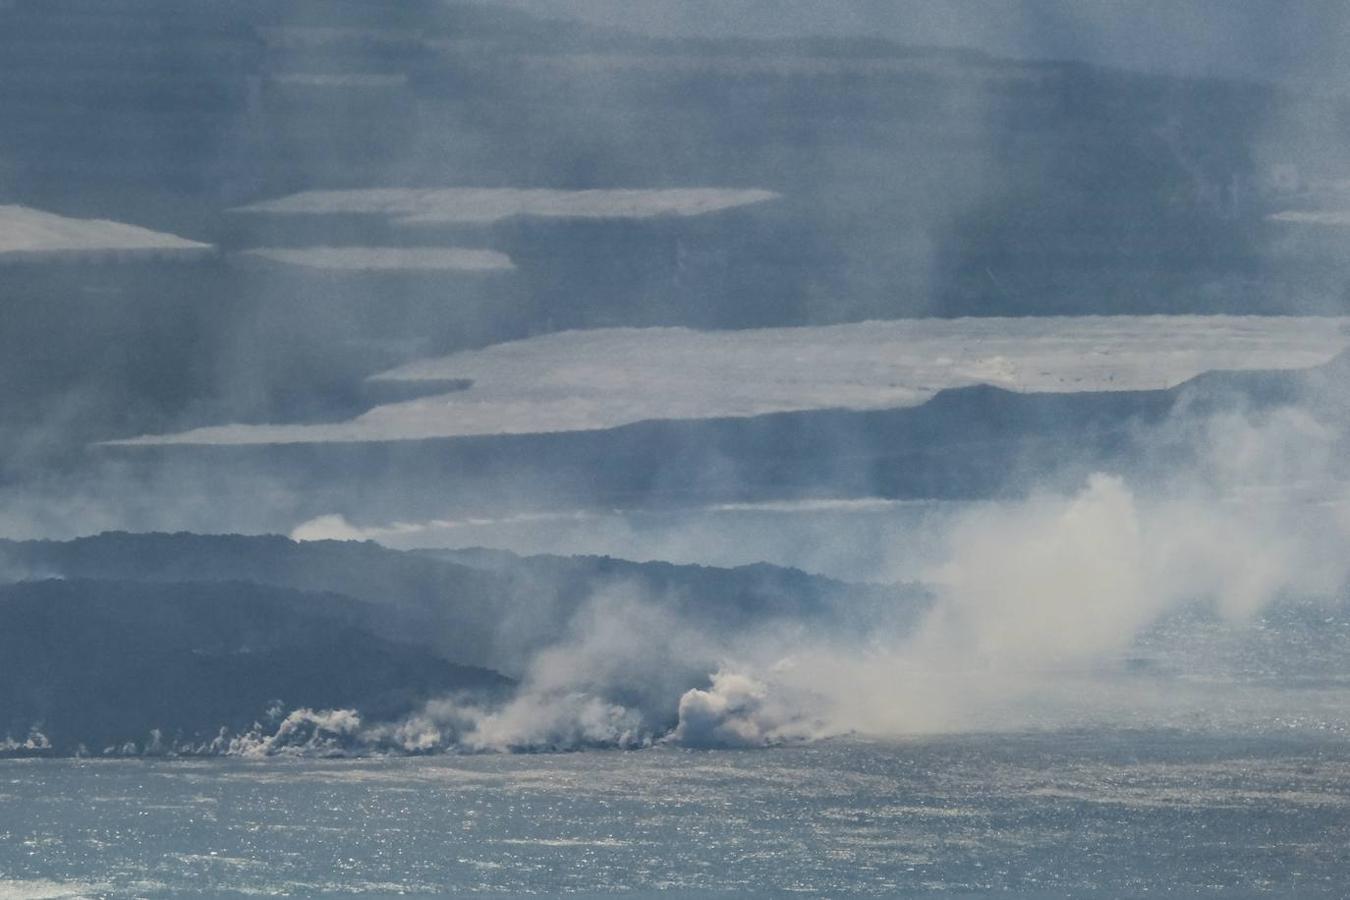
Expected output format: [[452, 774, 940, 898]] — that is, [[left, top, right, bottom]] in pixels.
[[3, 731, 1348, 898]]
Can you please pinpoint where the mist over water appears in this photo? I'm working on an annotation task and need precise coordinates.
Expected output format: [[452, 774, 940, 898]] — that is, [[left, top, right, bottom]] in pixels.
[[247, 395, 1349, 754], [207, 404, 1350, 755], [4, 1, 1350, 894]]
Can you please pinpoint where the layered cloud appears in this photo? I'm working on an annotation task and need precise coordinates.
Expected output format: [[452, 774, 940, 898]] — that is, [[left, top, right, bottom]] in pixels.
[[231, 187, 780, 225], [240, 246, 514, 272], [1269, 210, 1350, 226], [113, 315, 1350, 445], [0, 206, 211, 261]]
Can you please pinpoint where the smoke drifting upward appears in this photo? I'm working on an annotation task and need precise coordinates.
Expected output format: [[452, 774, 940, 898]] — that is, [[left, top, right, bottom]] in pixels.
[[790, 484, 1347, 738], [4, 2, 1350, 759], [641, 402, 1336, 743], [188, 399, 1350, 757], [713, 404, 1350, 741]]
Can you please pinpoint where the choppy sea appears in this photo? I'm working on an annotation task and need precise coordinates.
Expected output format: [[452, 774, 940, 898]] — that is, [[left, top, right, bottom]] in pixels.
[[3, 730, 1348, 898]]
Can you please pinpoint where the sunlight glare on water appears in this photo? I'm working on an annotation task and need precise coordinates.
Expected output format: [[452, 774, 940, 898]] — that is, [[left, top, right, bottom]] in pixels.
[[4, 733, 1350, 897]]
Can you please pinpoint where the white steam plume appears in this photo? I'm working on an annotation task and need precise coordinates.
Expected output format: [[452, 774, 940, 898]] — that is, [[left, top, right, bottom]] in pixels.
[[215, 404, 1350, 755]]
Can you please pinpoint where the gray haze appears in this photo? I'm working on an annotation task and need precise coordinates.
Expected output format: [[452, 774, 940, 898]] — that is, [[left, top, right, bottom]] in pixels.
[[1, 0, 1349, 763], [3, 0, 1348, 538], [506, 0, 1350, 82]]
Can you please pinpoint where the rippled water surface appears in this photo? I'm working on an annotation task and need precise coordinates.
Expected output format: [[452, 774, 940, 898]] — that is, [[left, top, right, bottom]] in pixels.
[[3, 732, 1349, 898]]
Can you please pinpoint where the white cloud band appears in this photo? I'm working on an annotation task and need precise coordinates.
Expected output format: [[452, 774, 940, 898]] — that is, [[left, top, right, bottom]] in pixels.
[[110, 315, 1350, 446]]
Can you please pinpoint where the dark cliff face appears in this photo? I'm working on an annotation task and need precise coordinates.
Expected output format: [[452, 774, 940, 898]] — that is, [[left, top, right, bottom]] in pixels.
[[0, 532, 922, 669], [0, 576, 512, 754], [0, 531, 934, 754], [3, 527, 1348, 757]]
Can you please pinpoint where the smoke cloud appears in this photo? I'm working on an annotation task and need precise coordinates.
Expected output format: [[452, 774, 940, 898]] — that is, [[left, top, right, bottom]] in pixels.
[[4, 2, 1350, 760], [411, 402, 1350, 749], [204, 399, 1350, 757]]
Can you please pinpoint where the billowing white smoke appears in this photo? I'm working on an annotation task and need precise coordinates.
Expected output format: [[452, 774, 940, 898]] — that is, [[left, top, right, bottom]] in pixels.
[[225, 708, 364, 758], [0, 726, 51, 754], [203, 405, 1350, 755], [377, 692, 650, 753], [672, 406, 1349, 741], [669, 668, 824, 748], [367, 586, 727, 751], [727, 408, 1350, 737]]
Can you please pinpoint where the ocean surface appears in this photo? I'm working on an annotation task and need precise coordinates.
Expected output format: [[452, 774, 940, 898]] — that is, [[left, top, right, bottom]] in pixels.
[[4, 731, 1349, 898]]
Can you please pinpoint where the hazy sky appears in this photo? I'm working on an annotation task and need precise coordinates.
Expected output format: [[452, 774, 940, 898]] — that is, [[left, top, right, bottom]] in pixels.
[[4, 0, 1349, 541], [504, 0, 1350, 83]]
